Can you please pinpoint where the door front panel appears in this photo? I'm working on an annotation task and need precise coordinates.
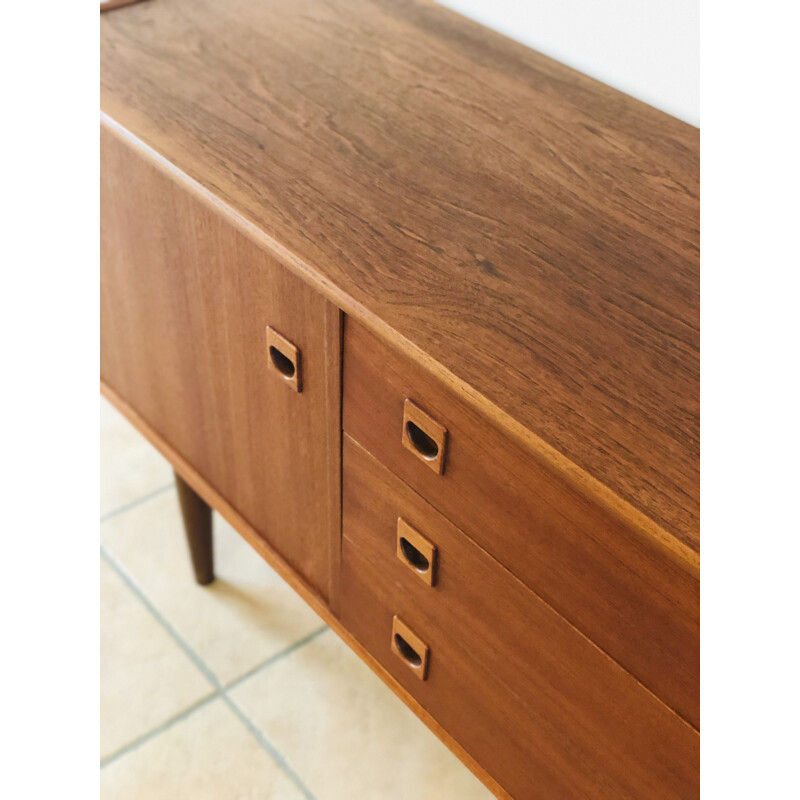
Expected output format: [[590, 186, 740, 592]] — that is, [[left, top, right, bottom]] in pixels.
[[100, 124, 340, 601]]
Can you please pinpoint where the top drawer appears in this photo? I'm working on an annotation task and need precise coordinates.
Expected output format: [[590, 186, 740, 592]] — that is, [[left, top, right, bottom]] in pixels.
[[342, 318, 699, 728]]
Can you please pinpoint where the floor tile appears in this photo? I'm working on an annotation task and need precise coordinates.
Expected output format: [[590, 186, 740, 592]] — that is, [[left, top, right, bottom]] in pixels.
[[229, 630, 494, 800], [101, 491, 325, 686], [100, 397, 173, 517], [101, 698, 307, 800], [100, 558, 215, 761]]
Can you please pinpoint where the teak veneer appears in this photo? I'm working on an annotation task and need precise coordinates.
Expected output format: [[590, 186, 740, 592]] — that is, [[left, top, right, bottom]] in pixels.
[[101, 0, 699, 564], [101, 0, 700, 796], [101, 128, 342, 603]]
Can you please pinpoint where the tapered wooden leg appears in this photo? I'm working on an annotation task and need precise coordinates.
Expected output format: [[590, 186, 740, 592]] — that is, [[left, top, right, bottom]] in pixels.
[[174, 471, 214, 585]]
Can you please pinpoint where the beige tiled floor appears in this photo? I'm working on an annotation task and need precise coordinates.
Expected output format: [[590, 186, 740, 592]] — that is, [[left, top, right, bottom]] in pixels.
[[100, 399, 173, 519], [100, 559, 215, 760], [100, 397, 494, 799]]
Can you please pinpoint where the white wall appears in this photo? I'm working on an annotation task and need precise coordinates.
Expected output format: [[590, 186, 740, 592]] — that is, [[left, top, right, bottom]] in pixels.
[[437, 0, 699, 126]]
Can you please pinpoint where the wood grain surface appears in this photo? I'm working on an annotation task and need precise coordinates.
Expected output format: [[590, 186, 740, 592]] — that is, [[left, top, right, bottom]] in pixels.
[[100, 125, 342, 604], [341, 436, 699, 800], [344, 318, 699, 727], [100, 0, 700, 561]]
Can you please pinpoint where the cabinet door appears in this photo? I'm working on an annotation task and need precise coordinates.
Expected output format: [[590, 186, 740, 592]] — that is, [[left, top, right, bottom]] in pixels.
[[100, 124, 340, 602]]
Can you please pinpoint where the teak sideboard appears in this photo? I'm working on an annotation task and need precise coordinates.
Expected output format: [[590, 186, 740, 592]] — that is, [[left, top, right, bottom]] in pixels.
[[100, 1, 700, 797]]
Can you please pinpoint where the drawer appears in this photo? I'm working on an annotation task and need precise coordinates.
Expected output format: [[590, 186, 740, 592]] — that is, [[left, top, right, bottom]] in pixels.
[[343, 318, 699, 727], [340, 436, 698, 800]]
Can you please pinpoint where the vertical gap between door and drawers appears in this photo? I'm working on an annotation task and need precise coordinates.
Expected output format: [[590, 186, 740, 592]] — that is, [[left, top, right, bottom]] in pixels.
[[326, 305, 345, 617]]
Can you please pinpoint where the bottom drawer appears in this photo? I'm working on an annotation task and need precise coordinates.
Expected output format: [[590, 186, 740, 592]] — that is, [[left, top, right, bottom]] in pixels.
[[340, 435, 698, 800]]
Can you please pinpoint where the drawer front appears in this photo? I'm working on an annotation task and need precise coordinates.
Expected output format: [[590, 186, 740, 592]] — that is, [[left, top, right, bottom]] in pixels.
[[343, 318, 698, 727], [101, 126, 341, 601], [341, 436, 699, 800]]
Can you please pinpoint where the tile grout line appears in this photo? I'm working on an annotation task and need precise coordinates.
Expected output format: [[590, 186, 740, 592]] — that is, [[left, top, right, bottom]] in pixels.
[[225, 625, 329, 692], [100, 482, 174, 523], [100, 693, 219, 769], [222, 693, 318, 800], [99, 545, 321, 800], [101, 545, 220, 687]]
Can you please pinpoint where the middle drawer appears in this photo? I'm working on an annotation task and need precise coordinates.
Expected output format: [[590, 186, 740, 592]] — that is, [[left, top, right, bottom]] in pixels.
[[340, 434, 698, 800]]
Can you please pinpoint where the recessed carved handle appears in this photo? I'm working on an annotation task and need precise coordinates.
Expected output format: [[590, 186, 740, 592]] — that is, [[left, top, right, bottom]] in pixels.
[[401, 399, 447, 474], [266, 327, 301, 392], [391, 617, 430, 680], [397, 518, 438, 586]]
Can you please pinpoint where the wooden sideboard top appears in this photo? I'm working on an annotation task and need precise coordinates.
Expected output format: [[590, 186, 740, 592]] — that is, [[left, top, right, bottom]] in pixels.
[[100, 0, 700, 565]]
